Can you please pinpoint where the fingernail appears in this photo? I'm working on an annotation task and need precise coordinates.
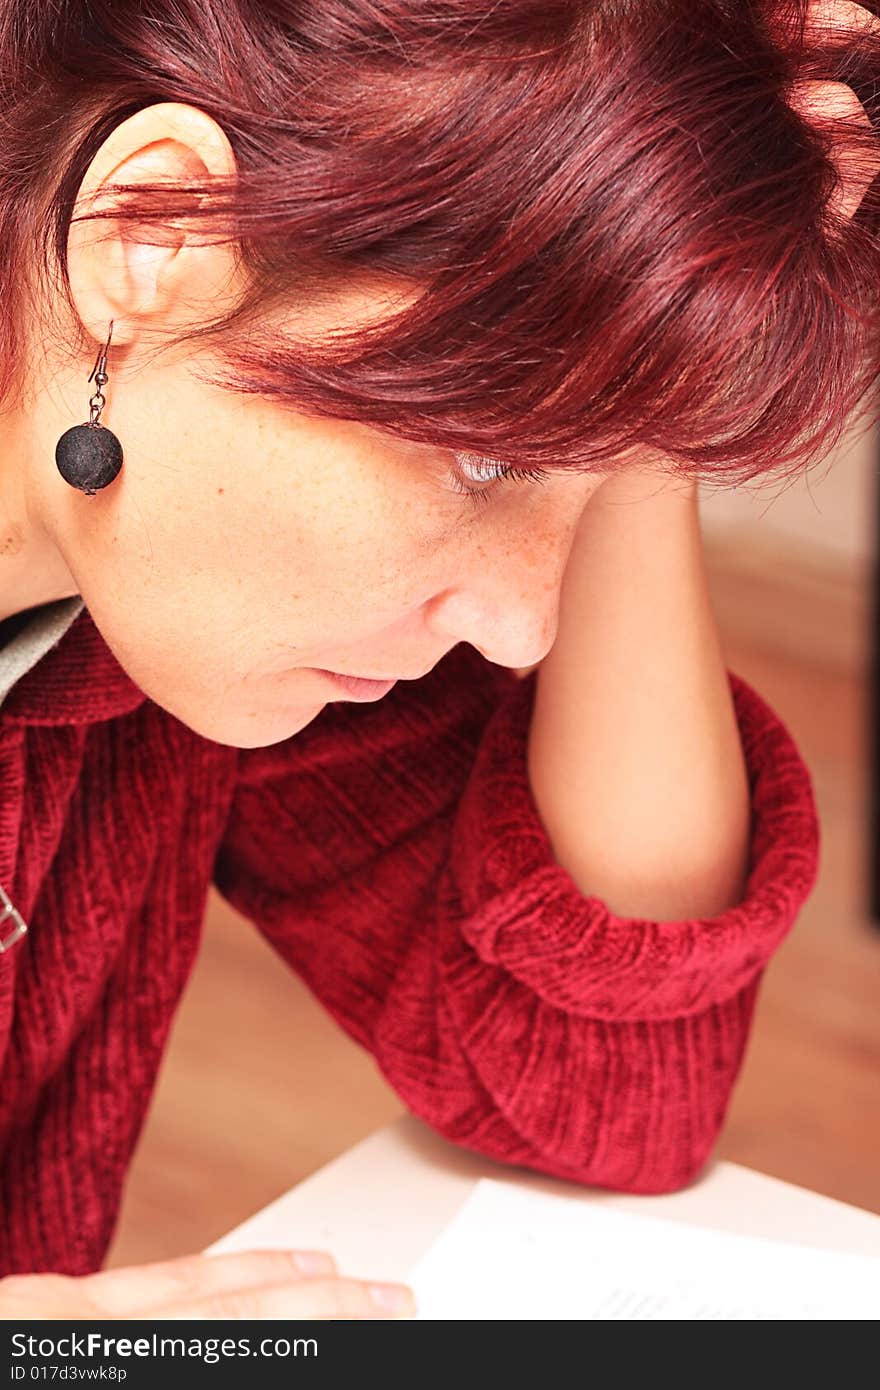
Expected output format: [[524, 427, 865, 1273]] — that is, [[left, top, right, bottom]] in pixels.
[[292, 1250, 335, 1275], [368, 1283, 417, 1317]]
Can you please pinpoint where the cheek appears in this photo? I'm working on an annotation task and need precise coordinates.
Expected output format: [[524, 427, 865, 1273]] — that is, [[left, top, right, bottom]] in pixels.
[[76, 451, 430, 703]]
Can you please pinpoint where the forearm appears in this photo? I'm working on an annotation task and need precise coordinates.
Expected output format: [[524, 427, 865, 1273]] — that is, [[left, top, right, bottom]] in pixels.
[[526, 467, 751, 921]]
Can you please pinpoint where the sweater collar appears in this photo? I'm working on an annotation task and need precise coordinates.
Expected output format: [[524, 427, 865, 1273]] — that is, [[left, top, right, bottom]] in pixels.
[[1, 605, 148, 727]]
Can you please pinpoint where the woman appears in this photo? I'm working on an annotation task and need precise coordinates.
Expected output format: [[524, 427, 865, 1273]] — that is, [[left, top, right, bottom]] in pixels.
[[0, 0, 877, 1319]]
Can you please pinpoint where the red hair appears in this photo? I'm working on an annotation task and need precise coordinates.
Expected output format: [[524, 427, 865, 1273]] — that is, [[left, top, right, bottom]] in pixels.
[[2, 0, 880, 483]]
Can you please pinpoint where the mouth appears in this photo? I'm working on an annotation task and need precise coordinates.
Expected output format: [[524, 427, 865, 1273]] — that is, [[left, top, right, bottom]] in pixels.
[[314, 669, 399, 701]]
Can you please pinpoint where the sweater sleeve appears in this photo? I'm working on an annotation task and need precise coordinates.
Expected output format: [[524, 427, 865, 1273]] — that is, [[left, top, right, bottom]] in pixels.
[[211, 643, 819, 1194]]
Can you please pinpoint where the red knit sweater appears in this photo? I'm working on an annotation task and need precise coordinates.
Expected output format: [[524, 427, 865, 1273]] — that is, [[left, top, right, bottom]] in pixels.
[[0, 607, 819, 1275]]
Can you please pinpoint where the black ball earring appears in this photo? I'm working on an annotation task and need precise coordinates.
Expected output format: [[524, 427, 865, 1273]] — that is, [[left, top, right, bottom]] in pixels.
[[55, 320, 124, 496]]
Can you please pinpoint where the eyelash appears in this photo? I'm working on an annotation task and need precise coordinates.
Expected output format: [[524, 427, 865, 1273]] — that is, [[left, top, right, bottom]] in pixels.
[[449, 453, 552, 510]]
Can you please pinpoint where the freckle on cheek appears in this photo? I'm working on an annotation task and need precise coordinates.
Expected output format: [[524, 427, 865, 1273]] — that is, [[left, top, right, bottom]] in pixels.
[[0, 527, 23, 557]]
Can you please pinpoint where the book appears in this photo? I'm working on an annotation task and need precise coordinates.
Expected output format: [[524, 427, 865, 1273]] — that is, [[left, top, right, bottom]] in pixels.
[[408, 1176, 880, 1320]]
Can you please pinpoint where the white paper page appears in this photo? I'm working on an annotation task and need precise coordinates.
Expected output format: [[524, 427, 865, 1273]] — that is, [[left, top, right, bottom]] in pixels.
[[409, 1178, 880, 1320]]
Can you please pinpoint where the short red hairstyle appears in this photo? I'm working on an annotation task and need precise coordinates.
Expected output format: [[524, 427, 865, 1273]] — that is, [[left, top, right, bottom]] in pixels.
[[2, 0, 880, 484]]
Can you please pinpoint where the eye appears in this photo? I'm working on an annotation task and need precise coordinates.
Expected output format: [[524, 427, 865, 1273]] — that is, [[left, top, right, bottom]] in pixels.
[[449, 451, 551, 510], [456, 453, 512, 484]]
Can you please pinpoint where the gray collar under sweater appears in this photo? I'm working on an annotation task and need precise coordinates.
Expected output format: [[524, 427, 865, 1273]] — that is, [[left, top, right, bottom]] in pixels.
[[0, 596, 85, 707]]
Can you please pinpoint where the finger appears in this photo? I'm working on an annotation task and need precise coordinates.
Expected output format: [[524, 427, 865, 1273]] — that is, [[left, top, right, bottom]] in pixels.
[[0, 1273, 84, 1318], [80, 1249, 337, 1316], [147, 1276, 417, 1321]]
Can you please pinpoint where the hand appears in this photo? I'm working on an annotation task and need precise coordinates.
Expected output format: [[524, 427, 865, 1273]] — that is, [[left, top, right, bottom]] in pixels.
[[525, 452, 750, 920], [0, 1248, 416, 1320], [512, 463, 696, 682], [585, 458, 698, 507]]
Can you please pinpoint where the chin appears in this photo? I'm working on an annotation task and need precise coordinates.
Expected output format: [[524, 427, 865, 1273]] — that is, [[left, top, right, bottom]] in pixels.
[[172, 698, 329, 749]]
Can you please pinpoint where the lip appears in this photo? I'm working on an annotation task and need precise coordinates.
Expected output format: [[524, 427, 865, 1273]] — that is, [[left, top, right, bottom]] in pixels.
[[315, 669, 399, 701]]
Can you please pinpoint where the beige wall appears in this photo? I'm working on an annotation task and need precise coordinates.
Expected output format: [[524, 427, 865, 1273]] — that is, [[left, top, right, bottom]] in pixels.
[[699, 418, 876, 573]]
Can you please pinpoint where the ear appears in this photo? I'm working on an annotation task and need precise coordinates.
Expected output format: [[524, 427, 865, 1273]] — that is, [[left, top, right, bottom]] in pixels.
[[65, 101, 243, 353]]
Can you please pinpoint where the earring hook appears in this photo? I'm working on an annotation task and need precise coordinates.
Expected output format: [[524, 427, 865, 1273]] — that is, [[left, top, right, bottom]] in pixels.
[[87, 319, 115, 386]]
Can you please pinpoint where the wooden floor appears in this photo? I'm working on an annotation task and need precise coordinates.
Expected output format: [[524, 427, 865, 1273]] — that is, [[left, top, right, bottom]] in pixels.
[[106, 573, 880, 1269]]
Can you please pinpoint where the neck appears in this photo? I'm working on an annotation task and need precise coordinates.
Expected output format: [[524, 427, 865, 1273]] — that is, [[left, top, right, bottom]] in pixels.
[[0, 413, 80, 624]]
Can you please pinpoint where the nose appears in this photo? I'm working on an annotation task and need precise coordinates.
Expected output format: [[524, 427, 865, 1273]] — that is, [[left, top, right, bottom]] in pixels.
[[424, 529, 571, 671]]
